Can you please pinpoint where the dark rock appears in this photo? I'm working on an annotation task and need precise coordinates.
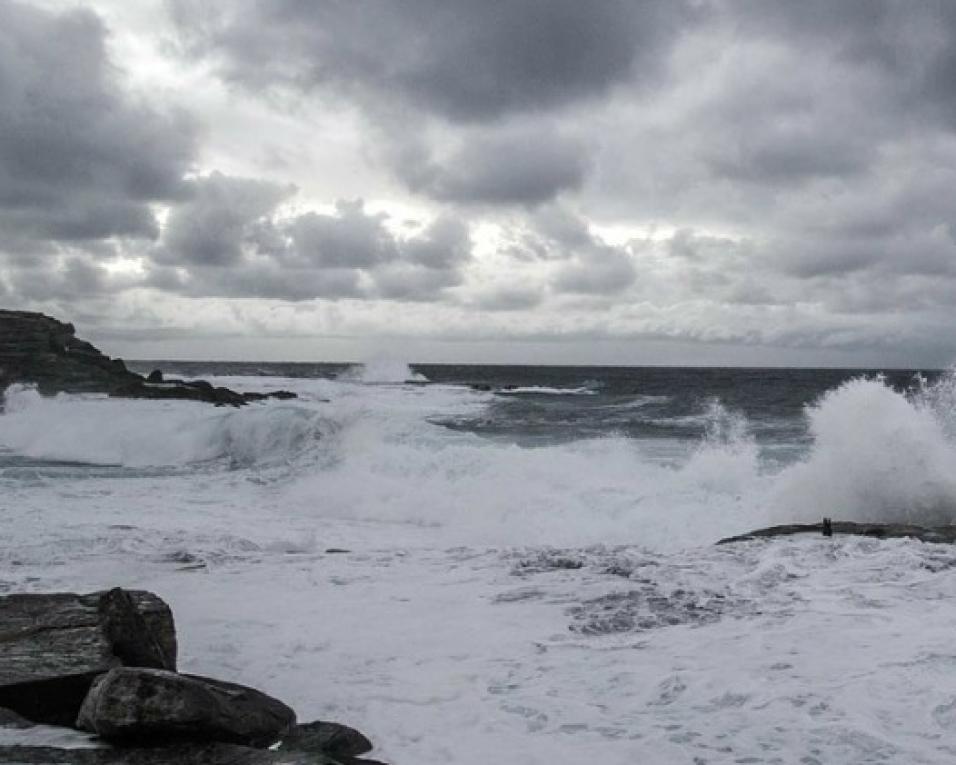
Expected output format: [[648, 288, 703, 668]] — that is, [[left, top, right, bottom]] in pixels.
[[280, 721, 372, 759], [0, 744, 343, 764], [0, 708, 34, 729], [0, 309, 296, 406], [717, 520, 956, 545], [0, 590, 176, 726], [76, 668, 295, 748]]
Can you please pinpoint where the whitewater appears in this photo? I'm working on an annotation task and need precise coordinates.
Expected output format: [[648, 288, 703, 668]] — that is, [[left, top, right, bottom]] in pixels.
[[2, 365, 956, 763]]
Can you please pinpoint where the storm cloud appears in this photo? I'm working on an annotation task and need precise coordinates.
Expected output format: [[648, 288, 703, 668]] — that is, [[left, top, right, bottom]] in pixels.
[[5, 0, 956, 364], [0, 0, 195, 247]]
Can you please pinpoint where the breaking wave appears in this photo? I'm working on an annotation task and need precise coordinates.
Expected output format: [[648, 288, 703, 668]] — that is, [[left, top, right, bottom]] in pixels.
[[2, 371, 956, 547]]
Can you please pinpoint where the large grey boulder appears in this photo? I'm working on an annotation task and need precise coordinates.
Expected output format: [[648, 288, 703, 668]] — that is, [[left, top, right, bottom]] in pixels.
[[76, 668, 296, 748], [0, 589, 176, 725]]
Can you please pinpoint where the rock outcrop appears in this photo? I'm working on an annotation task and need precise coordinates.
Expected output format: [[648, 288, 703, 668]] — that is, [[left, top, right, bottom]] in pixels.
[[0, 589, 176, 726], [77, 668, 296, 748], [0, 587, 385, 763], [0, 310, 295, 406], [717, 520, 956, 545]]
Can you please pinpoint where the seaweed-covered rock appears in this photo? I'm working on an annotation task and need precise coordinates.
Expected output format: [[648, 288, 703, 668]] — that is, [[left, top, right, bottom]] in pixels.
[[77, 668, 296, 748], [0, 589, 176, 726]]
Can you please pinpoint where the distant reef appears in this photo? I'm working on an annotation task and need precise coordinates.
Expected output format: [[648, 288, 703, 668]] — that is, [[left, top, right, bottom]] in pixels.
[[0, 309, 294, 406]]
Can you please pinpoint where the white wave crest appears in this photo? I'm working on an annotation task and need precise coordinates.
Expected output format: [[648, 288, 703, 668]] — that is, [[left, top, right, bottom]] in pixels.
[[0, 385, 331, 468], [5, 371, 956, 547], [497, 385, 598, 395], [339, 359, 427, 384], [771, 375, 956, 526]]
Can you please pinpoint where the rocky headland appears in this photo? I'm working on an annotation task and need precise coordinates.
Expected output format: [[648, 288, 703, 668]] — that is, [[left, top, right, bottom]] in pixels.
[[0, 310, 294, 406], [0, 588, 383, 764]]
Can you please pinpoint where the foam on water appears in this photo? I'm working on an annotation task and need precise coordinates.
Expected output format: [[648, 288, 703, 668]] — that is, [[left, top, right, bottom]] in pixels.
[[4, 372, 956, 547], [5, 370, 956, 763]]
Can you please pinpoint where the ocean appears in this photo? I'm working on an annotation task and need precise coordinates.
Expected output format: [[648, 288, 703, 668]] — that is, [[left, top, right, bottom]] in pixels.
[[2, 363, 956, 763]]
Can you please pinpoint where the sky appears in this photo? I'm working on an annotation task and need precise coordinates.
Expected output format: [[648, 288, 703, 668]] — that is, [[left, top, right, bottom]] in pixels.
[[3, 0, 956, 366]]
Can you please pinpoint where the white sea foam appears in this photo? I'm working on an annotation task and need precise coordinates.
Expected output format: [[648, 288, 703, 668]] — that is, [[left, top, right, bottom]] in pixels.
[[4, 372, 956, 544], [5, 372, 956, 763], [497, 385, 598, 395], [340, 359, 428, 384]]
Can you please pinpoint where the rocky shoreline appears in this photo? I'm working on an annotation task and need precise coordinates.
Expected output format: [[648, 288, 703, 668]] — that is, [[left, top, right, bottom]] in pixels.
[[0, 310, 294, 406], [0, 588, 383, 764]]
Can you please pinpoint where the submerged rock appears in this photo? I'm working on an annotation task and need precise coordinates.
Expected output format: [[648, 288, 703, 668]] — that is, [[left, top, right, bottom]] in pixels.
[[0, 309, 295, 406], [717, 520, 956, 545], [0, 589, 176, 726], [76, 668, 295, 748]]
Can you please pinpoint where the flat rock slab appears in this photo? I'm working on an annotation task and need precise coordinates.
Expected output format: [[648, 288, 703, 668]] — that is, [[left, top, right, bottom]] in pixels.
[[77, 668, 295, 748], [0, 744, 343, 764], [0, 590, 176, 726], [717, 521, 956, 545]]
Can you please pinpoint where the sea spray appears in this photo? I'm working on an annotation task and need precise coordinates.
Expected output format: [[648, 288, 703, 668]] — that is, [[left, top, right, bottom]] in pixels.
[[770, 374, 956, 526]]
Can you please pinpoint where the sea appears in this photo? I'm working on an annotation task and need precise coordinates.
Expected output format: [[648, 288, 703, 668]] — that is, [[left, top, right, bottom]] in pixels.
[[2, 363, 956, 763]]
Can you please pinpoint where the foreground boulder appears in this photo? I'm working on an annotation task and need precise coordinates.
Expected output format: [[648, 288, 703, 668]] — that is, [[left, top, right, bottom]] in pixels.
[[0, 590, 176, 726], [77, 668, 295, 748], [718, 520, 956, 545], [0, 309, 295, 406]]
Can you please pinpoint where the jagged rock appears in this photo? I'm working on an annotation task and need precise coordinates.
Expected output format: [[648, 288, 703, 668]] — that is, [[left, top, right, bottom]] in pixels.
[[0, 744, 344, 764], [0, 590, 176, 726], [280, 721, 372, 759], [77, 668, 295, 748], [717, 520, 956, 545], [0, 310, 140, 394], [0, 309, 295, 406]]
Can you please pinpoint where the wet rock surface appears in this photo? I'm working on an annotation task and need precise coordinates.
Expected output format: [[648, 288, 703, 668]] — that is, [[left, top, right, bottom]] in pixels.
[[0, 586, 384, 763], [279, 721, 372, 759], [0, 310, 295, 406], [718, 520, 956, 545], [0, 589, 176, 726], [77, 668, 295, 748]]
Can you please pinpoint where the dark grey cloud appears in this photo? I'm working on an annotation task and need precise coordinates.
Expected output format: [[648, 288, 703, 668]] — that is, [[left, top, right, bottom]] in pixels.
[[0, 0, 196, 248], [151, 174, 473, 302], [502, 207, 637, 295], [289, 201, 397, 268], [468, 286, 543, 312], [158, 172, 294, 266], [398, 127, 590, 207], [169, 0, 694, 124]]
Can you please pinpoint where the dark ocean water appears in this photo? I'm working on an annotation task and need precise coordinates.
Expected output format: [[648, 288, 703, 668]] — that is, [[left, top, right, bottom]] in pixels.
[[130, 361, 941, 455]]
